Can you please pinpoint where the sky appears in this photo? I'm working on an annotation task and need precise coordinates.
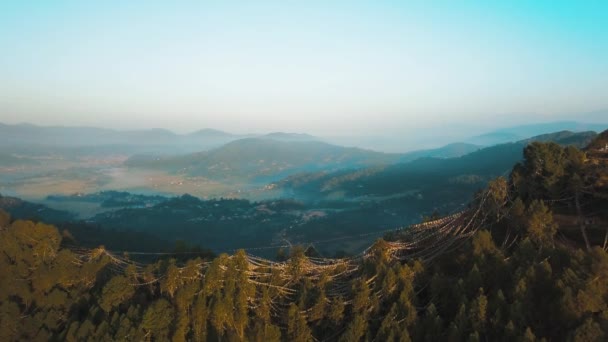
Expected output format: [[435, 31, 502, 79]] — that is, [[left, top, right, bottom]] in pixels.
[[0, 1, 607, 136]]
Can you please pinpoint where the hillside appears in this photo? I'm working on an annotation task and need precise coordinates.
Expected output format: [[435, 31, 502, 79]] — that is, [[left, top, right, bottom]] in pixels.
[[279, 131, 598, 201], [126, 138, 402, 183], [399, 142, 482, 162], [1, 131, 607, 341], [466, 121, 607, 145], [262, 132, 318, 141], [0, 123, 241, 156], [187, 128, 237, 139], [0, 194, 75, 223], [2, 191, 423, 256], [0, 123, 176, 147], [586, 129, 608, 152]]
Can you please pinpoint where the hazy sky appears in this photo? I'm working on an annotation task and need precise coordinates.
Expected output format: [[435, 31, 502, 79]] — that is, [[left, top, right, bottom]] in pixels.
[[1, 1, 607, 135]]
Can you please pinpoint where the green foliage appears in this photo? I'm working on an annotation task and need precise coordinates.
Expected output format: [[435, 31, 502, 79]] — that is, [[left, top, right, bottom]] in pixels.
[[468, 288, 488, 332], [328, 297, 345, 325], [100, 275, 135, 312], [340, 314, 367, 342], [515, 142, 569, 199], [572, 318, 604, 342], [287, 303, 313, 342], [472, 230, 498, 257], [1, 202, 607, 341], [141, 299, 175, 340], [485, 177, 508, 221], [526, 200, 557, 247]]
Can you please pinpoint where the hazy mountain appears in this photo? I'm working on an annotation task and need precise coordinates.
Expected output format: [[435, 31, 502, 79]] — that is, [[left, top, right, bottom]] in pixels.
[[467, 121, 607, 145], [263, 132, 318, 141], [399, 142, 482, 162], [126, 137, 401, 183], [187, 128, 235, 138], [520, 130, 598, 147], [0, 123, 318, 148], [0, 123, 319, 157], [0, 123, 243, 155], [279, 130, 597, 200], [0, 193, 75, 223], [0, 123, 121, 147], [465, 131, 522, 146]]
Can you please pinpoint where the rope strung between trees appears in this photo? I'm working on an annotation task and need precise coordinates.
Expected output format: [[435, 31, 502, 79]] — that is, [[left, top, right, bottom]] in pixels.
[[69, 188, 496, 305], [62, 188, 505, 328]]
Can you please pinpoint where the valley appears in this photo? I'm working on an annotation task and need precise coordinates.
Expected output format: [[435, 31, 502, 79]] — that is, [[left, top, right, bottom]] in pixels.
[[1, 124, 604, 258]]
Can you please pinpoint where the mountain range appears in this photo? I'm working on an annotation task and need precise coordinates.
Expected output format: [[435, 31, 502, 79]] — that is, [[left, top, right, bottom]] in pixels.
[[278, 130, 598, 201], [125, 138, 402, 183], [2, 120, 606, 154], [465, 121, 607, 146]]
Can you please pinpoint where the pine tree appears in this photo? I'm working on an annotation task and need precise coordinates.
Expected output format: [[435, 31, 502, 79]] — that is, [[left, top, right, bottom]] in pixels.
[[250, 321, 282, 342], [287, 303, 313, 342], [328, 297, 345, 325], [162, 259, 182, 298], [99, 275, 135, 313], [572, 318, 604, 342], [526, 200, 557, 247], [522, 327, 536, 342], [340, 314, 367, 342], [191, 296, 208, 342], [468, 288, 487, 333], [141, 299, 175, 341], [233, 250, 254, 339]]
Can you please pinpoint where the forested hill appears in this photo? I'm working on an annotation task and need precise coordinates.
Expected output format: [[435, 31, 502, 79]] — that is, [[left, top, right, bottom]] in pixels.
[[1, 132, 608, 341], [278, 130, 597, 199], [125, 138, 402, 182]]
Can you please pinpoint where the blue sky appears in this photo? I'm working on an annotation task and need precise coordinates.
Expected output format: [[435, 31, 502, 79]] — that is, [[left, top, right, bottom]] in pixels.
[[0, 1, 607, 135]]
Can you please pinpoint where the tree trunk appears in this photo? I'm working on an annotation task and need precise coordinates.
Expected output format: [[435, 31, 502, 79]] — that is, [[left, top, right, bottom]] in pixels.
[[575, 190, 591, 251]]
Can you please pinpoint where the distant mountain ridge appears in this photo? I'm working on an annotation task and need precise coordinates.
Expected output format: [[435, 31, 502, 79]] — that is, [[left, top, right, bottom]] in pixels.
[[399, 142, 482, 162], [467, 121, 607, 145], [126, 137, 402, 183], [187, 128, 238, 139], [0, 123, 329, 157], [0, 123, 237, 147], [126, 130, 598, 186], [2, 120, 606, 155], [262, 132, 318, 141], [278, 130, 598, 200]]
